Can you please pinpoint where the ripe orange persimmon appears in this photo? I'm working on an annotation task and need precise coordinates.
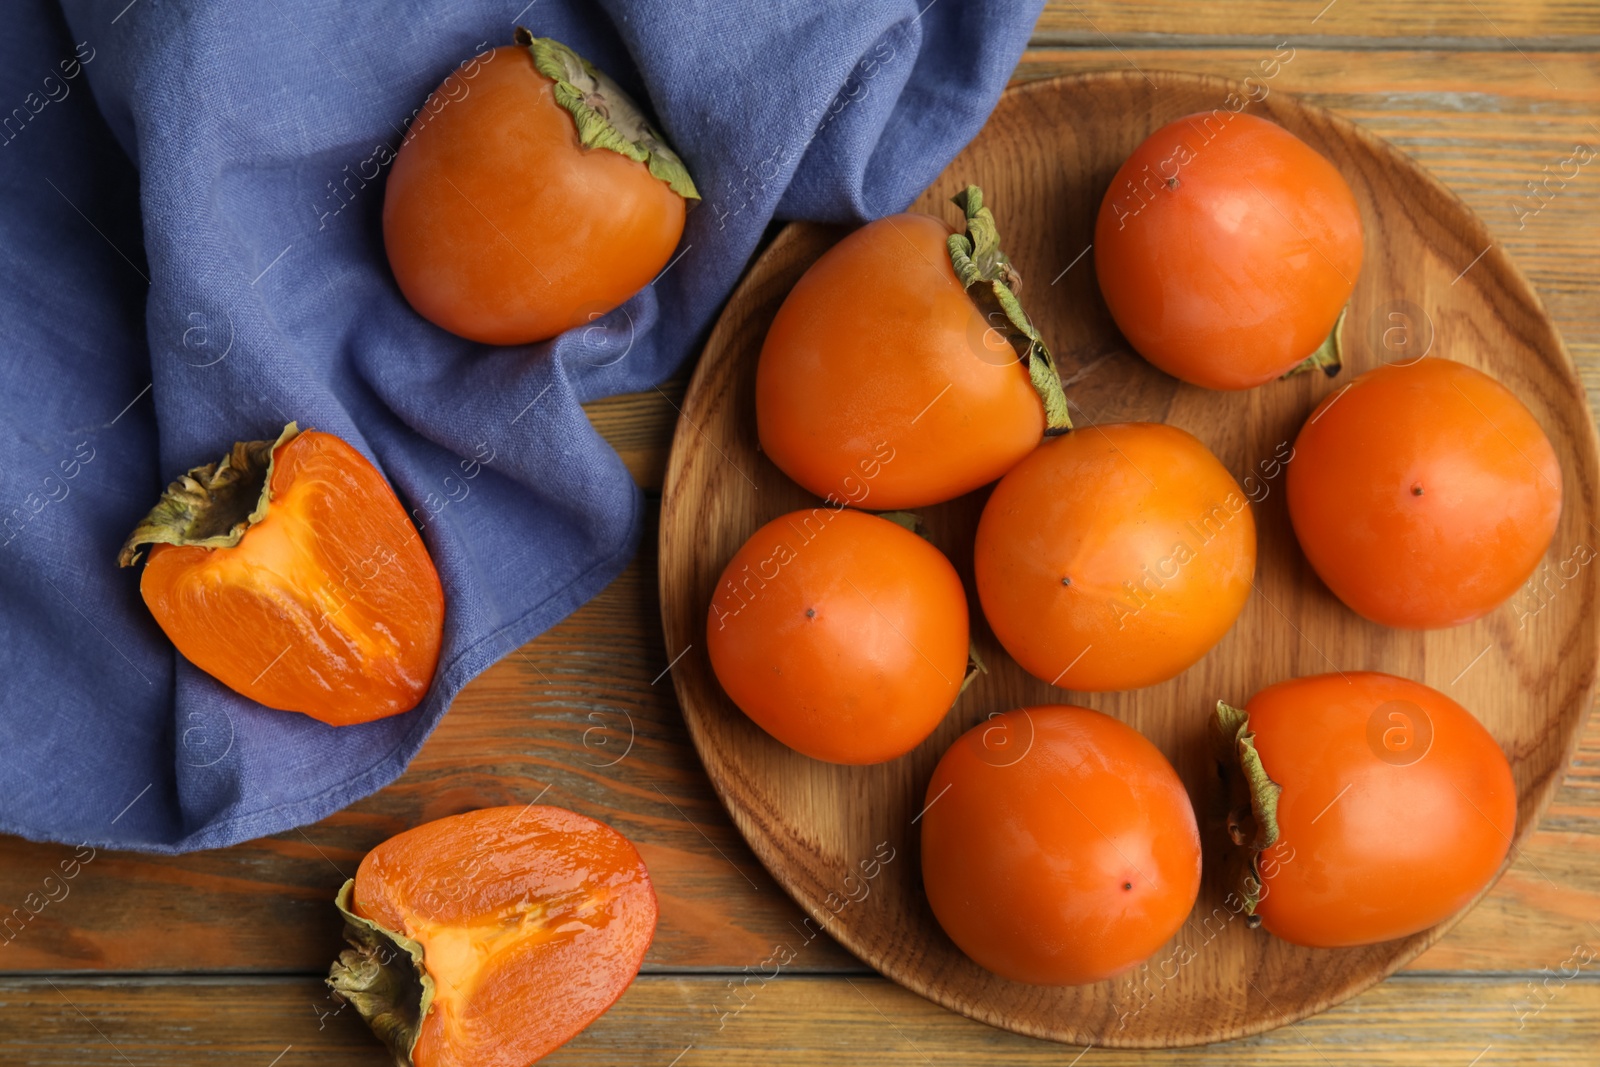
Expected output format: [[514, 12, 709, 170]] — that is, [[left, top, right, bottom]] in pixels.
[[330, 805, 656, 1066], [1217, 673, 1516, 947], [974, 423, 1255, 691], [118, 424, 444, 725], [921, 706, 1201, 985], [756, 186, 1070, 509], [1287, 358, 1562, 628], [706, 508, 969, 764], [384, 30, 697, 345], [1095, 112, 1363, 389]]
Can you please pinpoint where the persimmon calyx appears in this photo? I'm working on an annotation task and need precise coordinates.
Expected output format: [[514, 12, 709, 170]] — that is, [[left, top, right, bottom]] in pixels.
[[1213, 700, 1284, 917], [116, 422, 299, 567], [959, 641, 989, 696], [516, 27, 700, 202], [1284, 306, 1346, 380], [946, 185, 1072, 435], [876, 511, 923, 534], [327, 879, 435, 1067]]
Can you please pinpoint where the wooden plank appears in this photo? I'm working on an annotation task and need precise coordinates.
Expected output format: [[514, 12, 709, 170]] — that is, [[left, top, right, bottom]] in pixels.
[[584, 373, 688, 490], [3, 973, 1598, 1064], [1034, 0, 1600, 43]]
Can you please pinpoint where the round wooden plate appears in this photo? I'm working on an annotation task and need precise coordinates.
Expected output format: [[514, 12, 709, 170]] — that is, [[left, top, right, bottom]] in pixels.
[[658, 71, 1600, 1048]]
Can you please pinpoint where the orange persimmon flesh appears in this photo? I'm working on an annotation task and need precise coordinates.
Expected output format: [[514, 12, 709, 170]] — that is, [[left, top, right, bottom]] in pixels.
[[349, 805, 657, 1067], [139, 431, 443, 725]]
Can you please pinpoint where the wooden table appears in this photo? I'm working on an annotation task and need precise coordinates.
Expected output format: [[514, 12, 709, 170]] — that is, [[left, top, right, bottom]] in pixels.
[[6, 4, 1598, 1063]]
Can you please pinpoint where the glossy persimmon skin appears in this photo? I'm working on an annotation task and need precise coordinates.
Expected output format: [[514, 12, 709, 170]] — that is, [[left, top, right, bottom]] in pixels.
[[384, 45, 686, 345], [350, 805, 657, 1067], [705, 508, 968, 764], [921, 706, 1201, 985], [1245, 673, 1516, 948], [974, 423, 1255, 692], [140, 431, 443, 726], [1095, 112, 1363, 389], [1287, 358, 1562, 629], [756, 213, 1046, 509]]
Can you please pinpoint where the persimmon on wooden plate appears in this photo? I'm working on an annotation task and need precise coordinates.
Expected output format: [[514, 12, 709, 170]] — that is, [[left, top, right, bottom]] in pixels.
[[328, 805, 656, 1066], [658, 72, 1600, 1046]]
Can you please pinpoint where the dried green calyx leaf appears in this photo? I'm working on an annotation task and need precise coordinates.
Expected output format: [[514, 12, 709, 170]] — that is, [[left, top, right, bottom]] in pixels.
[[327, 878, 435, 1067], [1284, 306, 1346, 379], [946, 185, 1071, 435], [517, 28, 699, 201], [959, 641, 989, 696], [1213, 700, 1284, 918], [116, 422, 299, 567], [1214, 700, 1281, 850], [876, 511, 923, 535]]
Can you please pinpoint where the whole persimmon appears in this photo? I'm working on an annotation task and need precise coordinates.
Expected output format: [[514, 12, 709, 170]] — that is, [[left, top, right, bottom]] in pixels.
[[118, 424, 444, 725], [974, 423, 1255, 691], [384, 30, 697, 345], [1095, 112, 1364, 389], [756, 186, 1070, 509], [330, 805, 656, 1066], [706, 508, 969, 764], [921, 706, 1201, 985], [1287, 358, 1562, 628], [1216, 673, 1516, 947]]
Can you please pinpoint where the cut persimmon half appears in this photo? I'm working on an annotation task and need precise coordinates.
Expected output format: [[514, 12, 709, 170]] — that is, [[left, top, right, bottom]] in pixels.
[[329, 805, 657, 1067], [117, 423, 444, 725]]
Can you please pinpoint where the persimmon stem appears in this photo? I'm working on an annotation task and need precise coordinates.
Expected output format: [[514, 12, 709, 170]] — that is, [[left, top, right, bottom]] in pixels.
[[520, 31, 699, 201], [946, 185, 1072, 435], [959, 642, 989, 695]]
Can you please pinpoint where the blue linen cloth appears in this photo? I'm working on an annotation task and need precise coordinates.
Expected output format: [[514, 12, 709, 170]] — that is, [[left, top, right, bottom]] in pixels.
[[0, 0, 1040, 852]]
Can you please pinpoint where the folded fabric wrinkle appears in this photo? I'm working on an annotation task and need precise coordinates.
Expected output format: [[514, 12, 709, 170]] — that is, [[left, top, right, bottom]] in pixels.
[[0, 0, 1041, 852]]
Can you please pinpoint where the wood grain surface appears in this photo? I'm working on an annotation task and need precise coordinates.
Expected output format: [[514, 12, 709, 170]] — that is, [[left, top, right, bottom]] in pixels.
[[657, 70, 1600, 1047], [3, 7, 1599, 1064], [6, 974, 1599, 1066], [1032, 1, 1600, 43]]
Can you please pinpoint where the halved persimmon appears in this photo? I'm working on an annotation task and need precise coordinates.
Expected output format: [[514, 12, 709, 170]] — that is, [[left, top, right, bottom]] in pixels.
[[329, 805, 657, 1067], [118, 424, 444, 726]]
